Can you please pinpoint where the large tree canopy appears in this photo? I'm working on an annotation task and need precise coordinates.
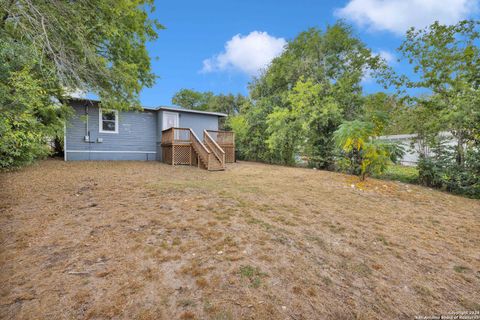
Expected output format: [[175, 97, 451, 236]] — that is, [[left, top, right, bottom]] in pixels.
[[249, 23, 386, 114], [0, 0, 162, 168], [1, 0, 162, 108], [394, 20, 480, 197], [172, 88, 246, 116], [231, 22, 390, 167], [397, 20, 480, 153]]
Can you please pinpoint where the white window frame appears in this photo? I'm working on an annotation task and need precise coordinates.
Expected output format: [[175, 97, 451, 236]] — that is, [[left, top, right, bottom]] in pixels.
[[99, 108, 119, 134]]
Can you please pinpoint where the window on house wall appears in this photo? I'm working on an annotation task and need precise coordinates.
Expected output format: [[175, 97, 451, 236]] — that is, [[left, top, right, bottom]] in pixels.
[[99, 108, 118, 133]]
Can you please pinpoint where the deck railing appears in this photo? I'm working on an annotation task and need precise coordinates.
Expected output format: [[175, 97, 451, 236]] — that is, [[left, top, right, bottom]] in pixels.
[[206, 130, 235, 146], [206, 130, 235, 163], [161, 127, 230, 169], [161, 127, 191, 145], [204, 130, 225, 166]]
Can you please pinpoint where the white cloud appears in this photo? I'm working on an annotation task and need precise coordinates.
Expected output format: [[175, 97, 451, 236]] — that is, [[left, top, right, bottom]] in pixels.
[[201, 31, 287, 76], [377, 50, 395, 64], [336, 0, 478, 34]]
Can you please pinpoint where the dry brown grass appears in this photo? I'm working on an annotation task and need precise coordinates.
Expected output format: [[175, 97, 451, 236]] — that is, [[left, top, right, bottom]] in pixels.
[[0, 159, 479, 319]]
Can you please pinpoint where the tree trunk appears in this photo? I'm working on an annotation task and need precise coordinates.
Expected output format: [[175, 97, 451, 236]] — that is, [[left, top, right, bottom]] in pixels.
[[455, 132, 465, 166], [360, 172, 366, 181]]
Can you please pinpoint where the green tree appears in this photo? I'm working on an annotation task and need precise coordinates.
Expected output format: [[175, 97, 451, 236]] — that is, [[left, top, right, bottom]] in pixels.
[[172, 88, 246, 116], [250, 23, 385, 113], [266, 107, 304, 165], [229, 99, 274, 162], [172, 89, 214, 111], [265, 77, 343, 166], [1, 0, 162, 168], [208, 94, 247, 117], [238, 22, 388, 167], [0, 33, 68, 168], [361, 92, 406, 135], [396, 20, 480, 197], [334, 120, 395, 180], [398, 20, 480, 164], [172, 89, 247, 130]]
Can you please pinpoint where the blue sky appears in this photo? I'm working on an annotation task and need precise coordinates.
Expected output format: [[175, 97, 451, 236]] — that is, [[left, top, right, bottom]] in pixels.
[[141, 0, 479, 108]]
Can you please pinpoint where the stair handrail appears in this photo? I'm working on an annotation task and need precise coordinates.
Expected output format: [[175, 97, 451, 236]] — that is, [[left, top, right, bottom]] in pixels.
[[204, 130, 225, 166], [189, 129, 211, 166], [206, 130, 235, 146]]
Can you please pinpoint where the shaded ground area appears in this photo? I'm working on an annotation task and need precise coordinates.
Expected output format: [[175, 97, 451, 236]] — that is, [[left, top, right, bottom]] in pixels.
[[0, 160, 479, 319]]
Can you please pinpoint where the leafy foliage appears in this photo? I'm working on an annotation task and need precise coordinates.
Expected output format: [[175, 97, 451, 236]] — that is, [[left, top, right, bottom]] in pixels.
[[396, 20, 480, 197], [334, 120, 400, 180], [172, 88, 247, 129], [235, 23, 388, 168], [2, 0, 162, 109], [228, 99, 274, 161], [172, 89, 214, 111], [0, 38, 69, 168], [417, 139, 480, 198], [263, 77, 344, 166], [1, 0, 161, 168]]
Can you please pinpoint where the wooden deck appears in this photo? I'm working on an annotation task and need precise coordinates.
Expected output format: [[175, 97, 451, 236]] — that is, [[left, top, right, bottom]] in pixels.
[[160, 128, 235, 171], [206, 130, 235, 163]]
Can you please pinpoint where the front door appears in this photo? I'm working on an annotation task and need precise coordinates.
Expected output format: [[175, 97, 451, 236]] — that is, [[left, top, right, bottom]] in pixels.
[[163, 111, 179, 130]]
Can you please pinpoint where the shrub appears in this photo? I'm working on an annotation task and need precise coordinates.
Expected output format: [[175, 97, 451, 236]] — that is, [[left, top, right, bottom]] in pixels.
[[0, 115, 51, 170], [417, 141, 480, 198], [334, 120, 401, 180]]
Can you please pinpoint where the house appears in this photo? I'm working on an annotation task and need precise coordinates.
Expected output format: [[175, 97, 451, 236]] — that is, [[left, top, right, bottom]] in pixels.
[[378, 132, 455, 166], [64, 98, 235, 171]]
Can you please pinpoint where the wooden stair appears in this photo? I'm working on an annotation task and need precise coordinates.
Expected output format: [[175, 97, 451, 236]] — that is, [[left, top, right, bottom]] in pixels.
[[161, 127, 227, 171]]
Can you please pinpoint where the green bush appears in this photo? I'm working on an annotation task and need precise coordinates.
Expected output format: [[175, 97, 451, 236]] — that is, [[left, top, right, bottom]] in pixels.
[[417, 143, 480, 198], [334, 120, 402, 180], [0, 116, 51, 170]]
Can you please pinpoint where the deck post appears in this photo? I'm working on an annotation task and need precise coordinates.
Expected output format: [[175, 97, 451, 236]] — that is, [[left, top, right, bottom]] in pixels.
[[172, 128, 175, 166]]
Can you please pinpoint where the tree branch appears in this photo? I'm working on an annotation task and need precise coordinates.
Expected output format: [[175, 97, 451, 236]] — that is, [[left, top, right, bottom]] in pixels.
[[1, 0, 16, 29]]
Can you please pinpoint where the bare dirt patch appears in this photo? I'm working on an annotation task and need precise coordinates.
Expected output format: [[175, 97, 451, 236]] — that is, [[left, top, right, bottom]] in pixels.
[[1, 159, 479, 319]]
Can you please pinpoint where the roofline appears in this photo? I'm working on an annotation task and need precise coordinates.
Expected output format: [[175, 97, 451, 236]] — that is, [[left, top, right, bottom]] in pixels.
[[142, 106, 159, 111], [379, 131, 453, 140], [64, 97, 100, 104], [158, 106, 227, 117], [64, 98, 227, 116], [378, 133, 417, 140]]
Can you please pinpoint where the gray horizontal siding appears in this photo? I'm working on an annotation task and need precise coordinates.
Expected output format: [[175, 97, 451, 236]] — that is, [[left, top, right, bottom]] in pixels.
[[156, 110, 220, 161], [65, 101, 221, 162], [156, 110, 219, 138], [180, 112, 219, 138], [66, 101, 157, 161], [66, 151, 156, 161]]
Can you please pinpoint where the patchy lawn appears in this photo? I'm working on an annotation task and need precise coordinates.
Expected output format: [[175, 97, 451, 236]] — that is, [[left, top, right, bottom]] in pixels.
[[374, 164, 419, 184], [0, 159, 479, 319]]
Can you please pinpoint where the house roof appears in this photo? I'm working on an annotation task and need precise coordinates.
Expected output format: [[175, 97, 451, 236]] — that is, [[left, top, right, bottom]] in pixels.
[[378, 131, 453, 141], [156, 106, 227, 117], [65, 97, 227, 117], [65, 97, 100, 104]]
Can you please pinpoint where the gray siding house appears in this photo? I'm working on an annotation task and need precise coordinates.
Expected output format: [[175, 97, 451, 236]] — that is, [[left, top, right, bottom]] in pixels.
[[64, 98, 227, 162], [378, 132, 456, 166]]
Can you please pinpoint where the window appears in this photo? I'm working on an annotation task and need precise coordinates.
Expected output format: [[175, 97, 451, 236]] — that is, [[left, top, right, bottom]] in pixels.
[[99, 108, 118, 133]]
